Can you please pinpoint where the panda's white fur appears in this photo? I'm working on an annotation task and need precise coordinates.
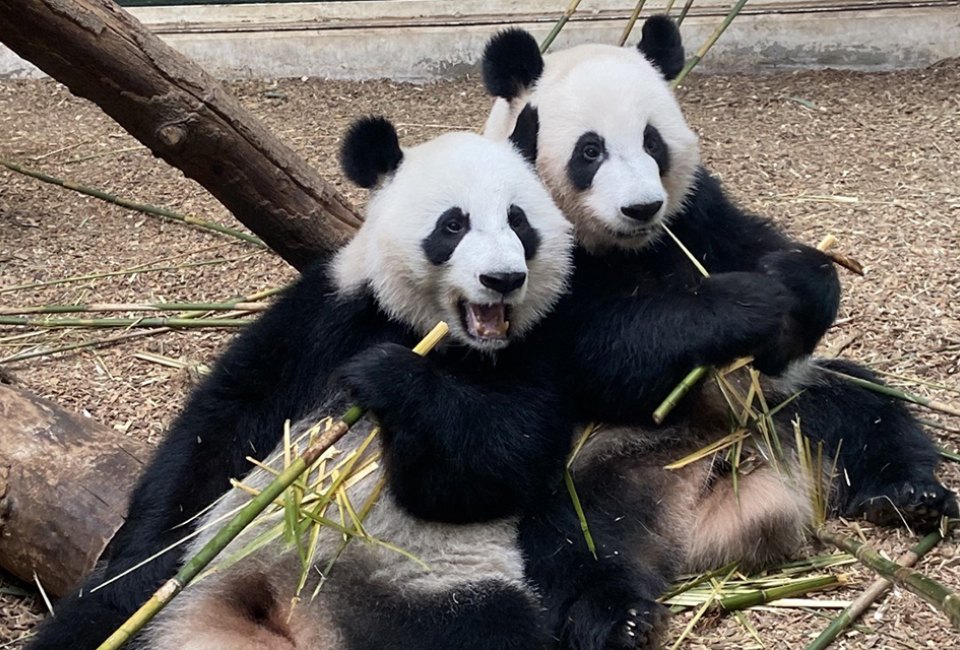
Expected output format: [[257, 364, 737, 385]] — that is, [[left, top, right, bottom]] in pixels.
[[484, 45, 700, 253], [334, 132, 571, 351], [135, 128, 573, 650]]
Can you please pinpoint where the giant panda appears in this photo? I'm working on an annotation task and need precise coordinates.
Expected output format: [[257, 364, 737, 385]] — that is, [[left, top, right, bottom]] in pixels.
[[28, 118, 575, 650], [480, 16, 958, 649]]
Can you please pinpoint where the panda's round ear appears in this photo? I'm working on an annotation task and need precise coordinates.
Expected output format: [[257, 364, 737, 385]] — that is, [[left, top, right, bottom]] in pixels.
[[340, 116, 404, 189], [482, 28, 544, 100], [637, 15, 685, 81]]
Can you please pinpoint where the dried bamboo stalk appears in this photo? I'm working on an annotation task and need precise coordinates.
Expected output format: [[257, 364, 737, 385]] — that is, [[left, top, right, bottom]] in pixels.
[[672, 0, 749, 88], [1, 160, 265, 247], [618, 0, 648, 46], [540, 0, 584, 53]]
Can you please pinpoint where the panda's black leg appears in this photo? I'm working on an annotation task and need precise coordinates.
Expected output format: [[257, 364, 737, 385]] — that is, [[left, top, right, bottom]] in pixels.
[[775, 358, 957, 530], [334, 578, 544, 650], [519, 463, 674, 650]]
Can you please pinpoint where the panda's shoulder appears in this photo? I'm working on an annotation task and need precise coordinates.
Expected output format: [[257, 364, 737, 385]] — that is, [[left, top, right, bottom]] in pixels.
[[678, 167, 775, 236]]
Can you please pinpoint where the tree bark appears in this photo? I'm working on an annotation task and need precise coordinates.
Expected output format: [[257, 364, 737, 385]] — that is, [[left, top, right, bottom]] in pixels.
[[0, 384, 151, 597], [0, 0, 363, 271]]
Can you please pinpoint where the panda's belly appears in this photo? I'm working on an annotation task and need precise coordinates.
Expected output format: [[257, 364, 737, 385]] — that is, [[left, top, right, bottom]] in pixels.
[[187, 412, 524, 589]]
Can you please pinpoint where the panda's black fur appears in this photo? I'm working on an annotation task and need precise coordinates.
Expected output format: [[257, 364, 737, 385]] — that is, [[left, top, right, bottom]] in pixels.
[[27, 120, 576, 650], [483, 16, 957, 649]]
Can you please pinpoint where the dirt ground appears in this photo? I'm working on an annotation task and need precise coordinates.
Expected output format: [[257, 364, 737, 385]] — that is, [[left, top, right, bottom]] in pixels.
[[1, 60, 959, 649]]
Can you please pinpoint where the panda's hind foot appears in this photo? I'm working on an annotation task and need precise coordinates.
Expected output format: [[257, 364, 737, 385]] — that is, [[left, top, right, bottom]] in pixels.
[[562, 595, 667, 650], [612, 603, 668, 650], [851, 479, 958, 531]]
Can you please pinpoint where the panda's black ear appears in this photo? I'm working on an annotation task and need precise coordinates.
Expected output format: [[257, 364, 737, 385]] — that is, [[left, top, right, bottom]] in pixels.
[[340, 116, 404, 188], [508, 104, 539, 166], [637, 15, 685, 81], [482, 28, 544, 100]]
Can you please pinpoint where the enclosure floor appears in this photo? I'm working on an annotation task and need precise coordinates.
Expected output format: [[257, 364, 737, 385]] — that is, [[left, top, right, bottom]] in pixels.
[[1, 62, 959, 649]]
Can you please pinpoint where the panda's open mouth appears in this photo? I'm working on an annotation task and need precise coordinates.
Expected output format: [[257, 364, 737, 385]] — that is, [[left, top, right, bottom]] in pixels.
[[460, 301, 510, 341]]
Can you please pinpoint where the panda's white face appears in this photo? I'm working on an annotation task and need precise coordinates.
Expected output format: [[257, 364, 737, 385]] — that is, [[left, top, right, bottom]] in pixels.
[[486, 44, 701, 253], [334, 132, 572, 352]]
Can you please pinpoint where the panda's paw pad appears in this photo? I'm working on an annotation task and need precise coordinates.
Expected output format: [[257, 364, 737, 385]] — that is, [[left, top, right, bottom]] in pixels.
[[607, 603, 666, 650], [860, 480, 958, 530]]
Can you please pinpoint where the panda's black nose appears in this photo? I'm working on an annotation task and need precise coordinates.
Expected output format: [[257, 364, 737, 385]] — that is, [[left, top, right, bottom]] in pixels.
[[620, 201, 663, 223], [480, 272, 527, 295]]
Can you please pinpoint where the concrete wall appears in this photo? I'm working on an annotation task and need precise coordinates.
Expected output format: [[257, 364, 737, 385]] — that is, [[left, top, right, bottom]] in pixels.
[[2, 0, 958, 80]]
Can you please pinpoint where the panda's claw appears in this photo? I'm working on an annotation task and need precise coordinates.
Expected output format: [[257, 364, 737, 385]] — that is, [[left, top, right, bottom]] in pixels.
[[853, 479, 958, 531], [562, 596, 667, 650]]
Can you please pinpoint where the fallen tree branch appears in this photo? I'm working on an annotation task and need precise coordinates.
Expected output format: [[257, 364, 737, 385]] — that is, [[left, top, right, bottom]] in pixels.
[[0, 0, 363, 270]]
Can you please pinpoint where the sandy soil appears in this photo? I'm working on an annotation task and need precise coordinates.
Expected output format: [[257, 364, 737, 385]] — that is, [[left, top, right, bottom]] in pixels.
[[1, 61, 958, 649]]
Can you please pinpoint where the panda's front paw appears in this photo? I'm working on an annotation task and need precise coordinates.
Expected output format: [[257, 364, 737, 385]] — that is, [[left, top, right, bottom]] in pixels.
[[337, 343, 430, 415], [847, 480, 959, 531], [758, 247, 840, 348], [562, 595, 667, 650]]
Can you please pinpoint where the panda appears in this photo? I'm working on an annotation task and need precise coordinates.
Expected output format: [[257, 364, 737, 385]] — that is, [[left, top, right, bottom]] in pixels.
[[480, 16, 958, 649], [28, 118, 575, 650]]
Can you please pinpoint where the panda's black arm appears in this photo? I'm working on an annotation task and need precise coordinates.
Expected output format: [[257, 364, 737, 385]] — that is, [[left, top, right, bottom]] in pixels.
[[672, 170, 841, 356], [339, 343, 574, 523], [27, 266, 405, 650], [560, 273, 791, 425]]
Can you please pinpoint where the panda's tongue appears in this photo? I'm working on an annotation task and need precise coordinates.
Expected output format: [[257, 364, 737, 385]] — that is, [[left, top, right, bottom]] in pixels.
[[465, 303, 509, 340]]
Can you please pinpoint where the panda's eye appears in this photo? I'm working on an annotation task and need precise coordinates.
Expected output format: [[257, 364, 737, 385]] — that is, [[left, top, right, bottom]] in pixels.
[[443, 213, 466, 235], [508, 205, 528, 229], [582, 143, 603, 162]]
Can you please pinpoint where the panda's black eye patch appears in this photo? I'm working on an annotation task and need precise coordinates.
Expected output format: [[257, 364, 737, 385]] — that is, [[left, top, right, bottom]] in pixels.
[[508, 205, 541, 260], [568, 132, 606, 191], [643, 124, 670, 176], [422, 207, 470, 265]]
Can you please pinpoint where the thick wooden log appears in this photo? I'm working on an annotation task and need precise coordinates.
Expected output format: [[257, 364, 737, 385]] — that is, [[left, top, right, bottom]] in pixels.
[[0, 384, 150, 597], [0, 0, 363, 271]]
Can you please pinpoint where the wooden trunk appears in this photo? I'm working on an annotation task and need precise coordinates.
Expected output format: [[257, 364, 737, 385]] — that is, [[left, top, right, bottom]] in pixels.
[[0, 384, 150, 597]]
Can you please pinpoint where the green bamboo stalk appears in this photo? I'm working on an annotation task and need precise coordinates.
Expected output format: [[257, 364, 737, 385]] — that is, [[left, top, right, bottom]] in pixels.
[[665, 0, 678, 12], [677, 0, 696, 26], [617, 0, 647, 46], [0, 301, 269, 316], [716, 574, 840, 611], [672, 0, 750, 88], [822, 368, 960, 418], [95, 322, 449, 650], [563, 468, 597, 559], [653, 366, 709, 424], [816, 528, 960, 629], [1, 160, 266, 247], [0, 316, 251, 329], [540, 0, 584, 53], [805, 531, 943, 650]]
